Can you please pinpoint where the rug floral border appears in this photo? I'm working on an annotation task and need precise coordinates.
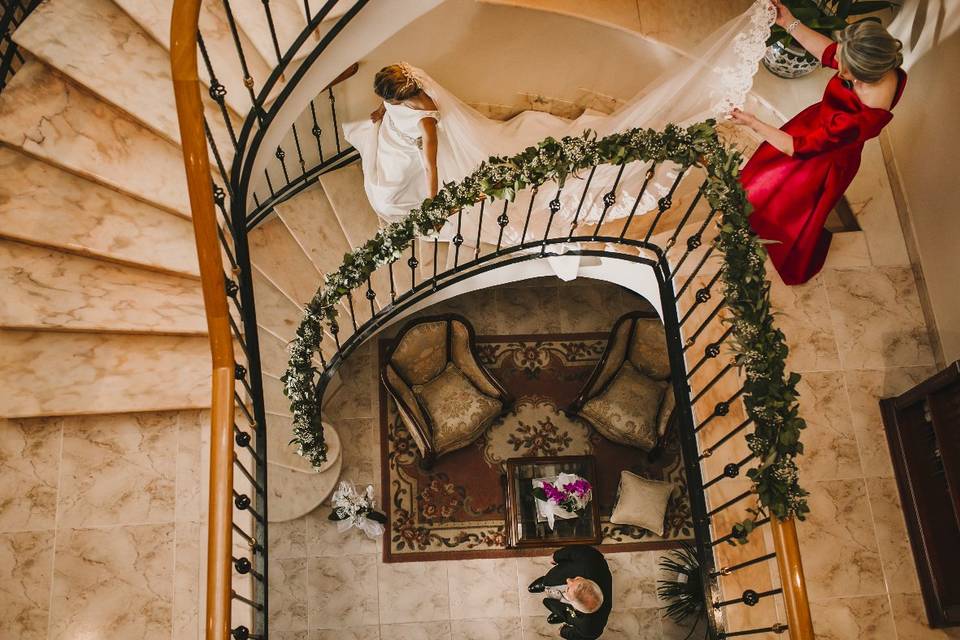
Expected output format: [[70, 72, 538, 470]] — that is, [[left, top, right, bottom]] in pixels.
[[377, 331, 693, 563]]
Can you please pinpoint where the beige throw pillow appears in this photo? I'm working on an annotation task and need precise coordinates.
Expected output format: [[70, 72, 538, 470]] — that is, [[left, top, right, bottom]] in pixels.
[[609, 470, 674, 536], [413, 363, 502, 455]]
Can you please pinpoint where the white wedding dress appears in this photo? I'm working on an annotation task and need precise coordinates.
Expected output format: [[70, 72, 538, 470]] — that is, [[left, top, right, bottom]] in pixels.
[[343, 0, 775, 246]]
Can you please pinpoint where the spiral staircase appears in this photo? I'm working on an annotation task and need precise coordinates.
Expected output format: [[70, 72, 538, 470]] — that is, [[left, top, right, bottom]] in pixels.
[[0, 1, 824, 639]]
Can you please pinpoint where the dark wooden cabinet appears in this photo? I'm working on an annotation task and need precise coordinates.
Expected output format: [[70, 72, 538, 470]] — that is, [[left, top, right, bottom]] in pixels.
[[882, 361, 960, 628]]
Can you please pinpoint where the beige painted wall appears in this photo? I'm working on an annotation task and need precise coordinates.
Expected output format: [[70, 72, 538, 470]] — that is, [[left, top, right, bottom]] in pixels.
[[886, 30, 960, 363]]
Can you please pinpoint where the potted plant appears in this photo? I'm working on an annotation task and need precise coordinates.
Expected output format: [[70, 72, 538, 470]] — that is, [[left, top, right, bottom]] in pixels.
[[657, 543, 708, 640], [764, 0, 900, 79]]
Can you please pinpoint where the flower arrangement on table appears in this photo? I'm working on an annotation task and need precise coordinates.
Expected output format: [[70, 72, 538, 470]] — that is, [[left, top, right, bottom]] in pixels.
[[327, 481, 388, 539], [532, 472, 593, 530]]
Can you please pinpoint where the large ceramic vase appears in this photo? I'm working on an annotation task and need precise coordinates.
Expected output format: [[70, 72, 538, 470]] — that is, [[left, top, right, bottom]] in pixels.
[[763, 39, 820, 78]]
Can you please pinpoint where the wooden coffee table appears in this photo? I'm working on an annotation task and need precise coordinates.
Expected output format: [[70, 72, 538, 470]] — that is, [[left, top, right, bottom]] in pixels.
[[504, 455, 602, 548]]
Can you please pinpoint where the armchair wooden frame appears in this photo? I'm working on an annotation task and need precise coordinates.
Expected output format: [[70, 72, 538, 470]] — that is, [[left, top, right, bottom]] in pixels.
[[382, 313, 514, 468], [567, 310, 677, 459]]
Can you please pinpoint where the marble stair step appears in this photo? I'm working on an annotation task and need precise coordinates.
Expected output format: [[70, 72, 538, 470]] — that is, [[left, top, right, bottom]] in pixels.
[[232, 0, 353, 68], [416, 237, 451, 286], [0, 59, 191, 215], [112, 0, 274, 115], [229, 0, 351, 69], [251, 265, 303, 342], [13, 0, 237, 155], [247, 215, 323, 306], [273, 183, 352, 275], [0, 239, 206, 334], [318, 163, 381, 249], [0, 330, 211, 417], [0, 148, 200, 277]]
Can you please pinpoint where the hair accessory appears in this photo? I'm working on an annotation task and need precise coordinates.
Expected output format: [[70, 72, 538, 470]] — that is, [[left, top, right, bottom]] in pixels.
[[397, 61, 419, 88], [785, 19, 800, 35]]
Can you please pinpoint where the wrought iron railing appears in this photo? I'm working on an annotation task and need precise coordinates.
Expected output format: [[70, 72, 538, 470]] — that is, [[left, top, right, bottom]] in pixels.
[[283, 127, 815, 639], [0, 0, 40, 93], [170, 0, 815, 638]]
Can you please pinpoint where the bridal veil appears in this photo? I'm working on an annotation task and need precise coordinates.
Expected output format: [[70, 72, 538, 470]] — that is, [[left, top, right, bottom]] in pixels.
[[344, 0, 776, 247]]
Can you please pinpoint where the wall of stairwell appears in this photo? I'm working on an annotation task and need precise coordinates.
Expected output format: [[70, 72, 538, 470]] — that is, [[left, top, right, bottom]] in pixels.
[[884, 29, 960, 365]]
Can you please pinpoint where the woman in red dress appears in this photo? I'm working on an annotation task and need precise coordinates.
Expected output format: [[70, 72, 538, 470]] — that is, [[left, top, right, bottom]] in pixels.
[[731, 0, 906, 285]]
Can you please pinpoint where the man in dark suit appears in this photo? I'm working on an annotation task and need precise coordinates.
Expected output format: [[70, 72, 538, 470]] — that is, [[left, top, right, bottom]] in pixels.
[[528, 545, 612, 640]]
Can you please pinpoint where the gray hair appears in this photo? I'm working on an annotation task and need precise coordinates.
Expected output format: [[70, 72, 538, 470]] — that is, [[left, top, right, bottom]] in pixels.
[[837, 21, 903, 83], [570, 579, 604, 614]]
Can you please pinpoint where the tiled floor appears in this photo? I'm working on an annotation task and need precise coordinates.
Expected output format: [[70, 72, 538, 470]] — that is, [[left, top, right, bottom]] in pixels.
[[273, 226, 954, 639], [0, 410, 208, 640], [268, 280, 699, 640]]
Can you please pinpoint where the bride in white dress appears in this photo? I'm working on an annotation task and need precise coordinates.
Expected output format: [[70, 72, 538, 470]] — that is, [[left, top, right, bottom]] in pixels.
[[343, 1, 776, 246]]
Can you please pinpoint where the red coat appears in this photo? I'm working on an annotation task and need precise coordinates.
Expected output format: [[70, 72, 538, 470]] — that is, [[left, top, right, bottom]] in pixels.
[[741, 43, 907, 285]]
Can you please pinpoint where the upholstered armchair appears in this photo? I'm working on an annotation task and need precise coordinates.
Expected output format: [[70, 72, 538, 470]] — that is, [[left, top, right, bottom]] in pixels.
[[568, 311, 677, 457], [382, 314, 512, 468]]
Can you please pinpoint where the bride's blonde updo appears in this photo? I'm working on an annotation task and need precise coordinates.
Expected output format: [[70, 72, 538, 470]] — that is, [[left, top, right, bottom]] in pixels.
[[374, 63, 421, 101], [838, 22, 903, 83]]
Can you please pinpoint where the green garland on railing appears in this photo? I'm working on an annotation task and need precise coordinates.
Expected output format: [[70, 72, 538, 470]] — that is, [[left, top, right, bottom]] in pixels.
[[281, 121, 809, 535]]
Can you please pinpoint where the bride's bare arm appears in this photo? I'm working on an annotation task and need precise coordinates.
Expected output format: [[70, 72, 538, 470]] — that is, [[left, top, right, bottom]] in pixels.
[[419, 117, 440, 198], [772, 0, 832, 62]]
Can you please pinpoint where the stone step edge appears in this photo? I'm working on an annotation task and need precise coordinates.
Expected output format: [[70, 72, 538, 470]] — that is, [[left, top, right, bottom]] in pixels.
[[0, 230, 202, 280]]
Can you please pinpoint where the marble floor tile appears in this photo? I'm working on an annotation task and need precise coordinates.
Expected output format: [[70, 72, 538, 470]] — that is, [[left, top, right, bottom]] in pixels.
[[173, 521, 202, 640], [336, 417, 378, 487], [495, 285, 562, 334], [379, 621, 452, 640], [843, 366, 936, 478], [450, 617, 521, 640], [58, 412, 177, 528], [661, 615, 706, 640], [824, 267, 934, 370], [608, 551, 659, 609], [271, 557, 309, 632], [429, 286, 500, 335], [273, 632, 310, 640], [516, 555, 557, 617], [306, 505, 378, 557], [604, 607, 663, 640], [0, 416, 61, 532], [310, 627, 380, 640], [809, 594, 896, 640], [49, 524, 174, 640], [307, 555, 379, 629], [768, 273, 841, 372], [794, 371, 862, 481], [796, 479, 886, 600], [866, 477, 922, 595], [520, 615, 558, 640], [270, 515, 308, 559], [448, 558, 520, 619], [378, 561, 450, 624], [890, 593, 960, 639], [558, 284, 623, 333], [0, 530, 54, 640]]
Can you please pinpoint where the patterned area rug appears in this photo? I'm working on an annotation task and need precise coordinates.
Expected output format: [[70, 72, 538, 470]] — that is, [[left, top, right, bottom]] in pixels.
[[378, 332, 693, 562]]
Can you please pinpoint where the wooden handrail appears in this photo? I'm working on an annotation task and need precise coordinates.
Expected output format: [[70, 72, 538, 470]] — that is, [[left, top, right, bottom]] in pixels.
[[771, 517, 815, 639], [170, 2, 236, 640]]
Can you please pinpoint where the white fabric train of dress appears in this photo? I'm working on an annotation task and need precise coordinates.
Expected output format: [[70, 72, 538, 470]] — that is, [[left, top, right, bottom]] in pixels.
[[343, 0, 776, 249]]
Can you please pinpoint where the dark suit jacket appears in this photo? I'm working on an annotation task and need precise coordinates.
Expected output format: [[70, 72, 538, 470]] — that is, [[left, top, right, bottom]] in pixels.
[[542, 545, 612, 640]]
